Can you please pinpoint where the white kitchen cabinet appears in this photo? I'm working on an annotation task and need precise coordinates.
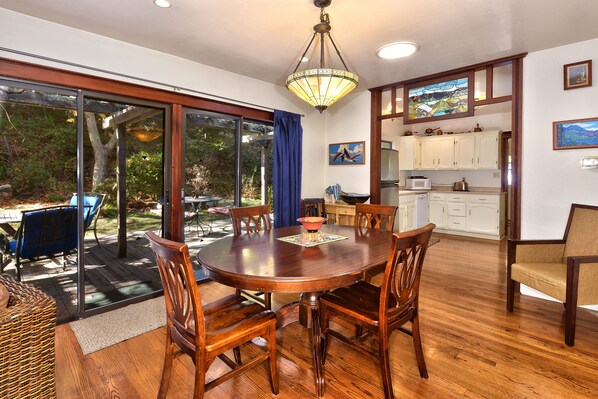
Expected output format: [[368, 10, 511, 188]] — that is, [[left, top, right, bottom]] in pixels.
[[419, 136, 454, 170], [446, 193, 467, 231], [419, 137, 436, 169], [427, 192, 504, 239], [398, 194, 415, 232], [475, 131, 500, 169], [398, 136, 420, 170], [428, 192, 447, 229], [466, 194, 502, 235], [454, 134, 476, 169], [415, 130, 501, 171]]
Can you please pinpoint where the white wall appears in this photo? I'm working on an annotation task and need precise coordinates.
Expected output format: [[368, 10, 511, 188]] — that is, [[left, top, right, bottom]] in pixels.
[[0, 8, 327, 199], [324, 91, 372, 195], [521, 38, 598, 238]]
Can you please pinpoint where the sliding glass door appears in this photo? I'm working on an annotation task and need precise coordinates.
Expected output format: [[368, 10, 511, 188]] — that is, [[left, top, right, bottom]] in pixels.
[[81, 94, 167, 315], [0, 79, 79, 320], [182, 110, 274, 243], [0, 79, 169, 321]]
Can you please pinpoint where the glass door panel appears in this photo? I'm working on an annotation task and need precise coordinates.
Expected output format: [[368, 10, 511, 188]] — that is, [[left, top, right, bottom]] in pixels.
[[82, 96, 165, 313], [183, 111, 237, 244], [0, 80, 78, 322], [241, 121, 273, 209]]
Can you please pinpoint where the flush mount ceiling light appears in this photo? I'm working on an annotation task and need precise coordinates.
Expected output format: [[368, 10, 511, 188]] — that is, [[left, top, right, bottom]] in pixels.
[[286, 0, 358, 113], [153, 0, 172, 8], [377, 42, 419, 60]]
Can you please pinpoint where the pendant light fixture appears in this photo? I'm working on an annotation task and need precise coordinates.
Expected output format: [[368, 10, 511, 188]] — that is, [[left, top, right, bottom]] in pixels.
[[286, 0, 359, 113]]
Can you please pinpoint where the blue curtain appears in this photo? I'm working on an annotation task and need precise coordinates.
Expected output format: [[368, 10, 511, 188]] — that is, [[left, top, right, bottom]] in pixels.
[[273, 110, 302, 228]]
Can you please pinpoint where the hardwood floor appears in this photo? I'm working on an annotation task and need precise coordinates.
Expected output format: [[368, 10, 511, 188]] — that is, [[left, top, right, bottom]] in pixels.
[[54, 234, 598, 398]]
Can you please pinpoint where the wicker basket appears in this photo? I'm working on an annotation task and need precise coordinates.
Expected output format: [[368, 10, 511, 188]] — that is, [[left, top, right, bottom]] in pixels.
[[0, 275, 56, 399]]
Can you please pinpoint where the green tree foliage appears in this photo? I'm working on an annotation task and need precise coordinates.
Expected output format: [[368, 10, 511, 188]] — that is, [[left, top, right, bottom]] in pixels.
[[0, 102, 77, 196], [126, 151, 163, 200]]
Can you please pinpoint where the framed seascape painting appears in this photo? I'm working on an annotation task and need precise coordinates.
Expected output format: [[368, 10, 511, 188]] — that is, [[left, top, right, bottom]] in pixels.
[[403, 71, 474, 124], [553, 117, 598, 150], [329, 141, 365, 165], [563, 60, 592, 90]]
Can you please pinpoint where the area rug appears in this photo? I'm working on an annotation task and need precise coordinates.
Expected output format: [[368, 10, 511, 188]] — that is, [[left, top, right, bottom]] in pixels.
[[70, 296, 166, 355]]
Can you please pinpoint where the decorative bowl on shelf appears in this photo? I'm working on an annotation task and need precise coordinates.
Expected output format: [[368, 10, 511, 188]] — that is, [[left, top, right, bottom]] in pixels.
[[297, 217, 327, 233], [339, 193, 370, 205]]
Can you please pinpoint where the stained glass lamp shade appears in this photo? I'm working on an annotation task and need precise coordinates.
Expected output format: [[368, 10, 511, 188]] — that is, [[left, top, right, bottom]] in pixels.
[[286, 0, 358, 113]]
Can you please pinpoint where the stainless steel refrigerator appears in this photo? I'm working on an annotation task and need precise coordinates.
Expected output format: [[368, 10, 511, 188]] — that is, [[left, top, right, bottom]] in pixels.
[[380, 148, 400, 207]]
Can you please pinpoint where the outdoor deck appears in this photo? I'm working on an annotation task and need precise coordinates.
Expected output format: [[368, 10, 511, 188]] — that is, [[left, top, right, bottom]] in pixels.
[[2, 219, 232, 320]]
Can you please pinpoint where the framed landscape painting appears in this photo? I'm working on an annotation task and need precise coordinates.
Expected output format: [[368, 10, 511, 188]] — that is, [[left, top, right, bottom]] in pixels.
[[329, 141, 365, 165], [553, 117, 598, 150], [563, 60, 592, 90]]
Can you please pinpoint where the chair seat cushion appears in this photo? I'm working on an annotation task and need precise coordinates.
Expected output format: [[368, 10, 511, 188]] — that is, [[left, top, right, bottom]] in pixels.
[[208, 207, 230, 216], [511, 262, 567, 302], [202, 294, 276, 351]]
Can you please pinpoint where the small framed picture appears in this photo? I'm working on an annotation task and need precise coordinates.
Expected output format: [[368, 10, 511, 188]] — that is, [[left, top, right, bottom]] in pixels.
[[564, 60, 592, 90], [328, 141, 365, 165], [553, 117, 598, 150]]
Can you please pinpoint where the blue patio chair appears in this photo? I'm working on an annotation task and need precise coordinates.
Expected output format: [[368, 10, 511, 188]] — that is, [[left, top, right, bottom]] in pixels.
[[69, 192, 106, 246], [0, 205, 87, 281]]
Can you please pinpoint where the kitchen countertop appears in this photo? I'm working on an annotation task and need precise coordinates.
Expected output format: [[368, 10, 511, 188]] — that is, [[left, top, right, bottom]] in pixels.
[[398, 186, 504, 195]]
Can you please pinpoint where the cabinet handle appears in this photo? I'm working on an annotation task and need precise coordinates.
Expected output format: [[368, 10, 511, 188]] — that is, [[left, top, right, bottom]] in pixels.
[[469, 210, 471, 215], [471, 157, 474, 164], [478, 198, 487, 201]]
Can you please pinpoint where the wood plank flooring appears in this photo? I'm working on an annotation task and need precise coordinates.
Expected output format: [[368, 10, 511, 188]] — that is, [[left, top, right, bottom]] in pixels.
[[54, 233, 598, 398]]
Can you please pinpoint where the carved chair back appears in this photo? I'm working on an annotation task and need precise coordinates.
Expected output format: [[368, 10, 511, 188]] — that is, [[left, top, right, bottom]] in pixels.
[[355, 203, 397, 232], [146, 231, 203, 358], [229, 204, 272, 235]]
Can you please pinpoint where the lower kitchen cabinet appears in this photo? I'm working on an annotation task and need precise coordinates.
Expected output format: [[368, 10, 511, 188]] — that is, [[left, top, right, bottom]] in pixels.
[[429, 193, 447, 229], [429, 192, 504, 240], [467, 195, 502, 235], [398, 194, 415, 232]]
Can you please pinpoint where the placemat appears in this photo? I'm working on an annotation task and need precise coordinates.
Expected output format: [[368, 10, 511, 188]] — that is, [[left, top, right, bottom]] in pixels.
[[277, 232, 348, 247]]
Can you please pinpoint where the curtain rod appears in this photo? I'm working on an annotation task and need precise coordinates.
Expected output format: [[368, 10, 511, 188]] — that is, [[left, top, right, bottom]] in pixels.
[[0, 46, 304, 116]]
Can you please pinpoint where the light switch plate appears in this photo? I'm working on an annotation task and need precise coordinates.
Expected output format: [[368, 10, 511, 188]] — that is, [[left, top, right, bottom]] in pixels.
[[580, 156, 598, 169]]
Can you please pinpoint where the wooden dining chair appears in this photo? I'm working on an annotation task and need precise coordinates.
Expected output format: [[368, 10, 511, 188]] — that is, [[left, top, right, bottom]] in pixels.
[[320, 223, 435, 399], [301, 198, 327, 218], [229, 204, 272, 235], [354, 203, 397, 232], [145, 231, 278, 399], [228, 204, 273, 309]]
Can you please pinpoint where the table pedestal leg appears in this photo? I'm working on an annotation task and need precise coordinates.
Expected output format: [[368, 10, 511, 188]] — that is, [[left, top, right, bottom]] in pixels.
[[300, 292, 325, 397]]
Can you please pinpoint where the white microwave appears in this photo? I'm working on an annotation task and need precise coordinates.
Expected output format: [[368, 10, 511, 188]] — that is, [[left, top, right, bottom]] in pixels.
[[405, 178, 432, 190]]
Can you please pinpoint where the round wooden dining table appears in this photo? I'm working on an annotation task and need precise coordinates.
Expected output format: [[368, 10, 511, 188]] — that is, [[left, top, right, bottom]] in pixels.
[[197, 224, 394, 397]]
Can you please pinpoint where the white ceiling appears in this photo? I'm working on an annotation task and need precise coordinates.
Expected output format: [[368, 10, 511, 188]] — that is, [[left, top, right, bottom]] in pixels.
[[2, 0, 598, 91]]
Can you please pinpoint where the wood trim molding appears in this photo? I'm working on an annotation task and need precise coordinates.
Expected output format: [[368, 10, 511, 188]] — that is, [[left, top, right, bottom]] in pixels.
[[369, 52, 528, 92], [370, 91, 382, 204], [510, 57, 524, 239], [0, 57, 273, 121]]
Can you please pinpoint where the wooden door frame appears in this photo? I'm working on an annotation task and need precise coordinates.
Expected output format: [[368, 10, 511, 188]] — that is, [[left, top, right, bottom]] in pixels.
[[370, 54, 525, 239]]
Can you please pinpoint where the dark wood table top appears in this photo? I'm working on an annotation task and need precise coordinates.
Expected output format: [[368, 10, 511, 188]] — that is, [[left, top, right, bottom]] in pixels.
[[197, 225, 393, 293]]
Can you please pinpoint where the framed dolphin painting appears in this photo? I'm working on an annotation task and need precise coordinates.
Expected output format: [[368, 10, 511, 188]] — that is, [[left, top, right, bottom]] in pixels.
[[328, 141, 365, 165]]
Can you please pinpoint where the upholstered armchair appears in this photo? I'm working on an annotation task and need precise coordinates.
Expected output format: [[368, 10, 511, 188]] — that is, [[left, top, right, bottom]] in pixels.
[[507, 203, 598, 346]]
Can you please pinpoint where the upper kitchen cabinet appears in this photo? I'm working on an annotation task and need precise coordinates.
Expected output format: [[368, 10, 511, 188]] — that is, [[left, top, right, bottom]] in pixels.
[[420, 136, 455, 169], [475, 131, 500, 169], [399, 130, 501, 171], [398, 135, 420, 170], [454, 134, 476, 169]]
